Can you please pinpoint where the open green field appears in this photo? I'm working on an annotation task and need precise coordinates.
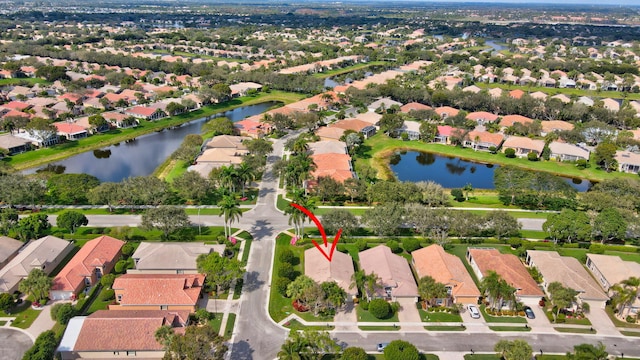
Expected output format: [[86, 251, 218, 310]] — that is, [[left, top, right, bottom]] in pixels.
[[476, 82, 640, 101], [5, 91, 304, 171], [359, 133, 637, 183], [312, 61, 389, 79], [0, 77, 49, 86]]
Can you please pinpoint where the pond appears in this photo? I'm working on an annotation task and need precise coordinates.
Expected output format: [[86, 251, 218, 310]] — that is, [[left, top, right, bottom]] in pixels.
[[24, 101, 278, 182], [485, 40, 507, 54], [389, 151, 592, 192]]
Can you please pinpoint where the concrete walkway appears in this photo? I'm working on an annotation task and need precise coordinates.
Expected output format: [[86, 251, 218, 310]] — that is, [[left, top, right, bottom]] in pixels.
[[25, 301, 57, 340]]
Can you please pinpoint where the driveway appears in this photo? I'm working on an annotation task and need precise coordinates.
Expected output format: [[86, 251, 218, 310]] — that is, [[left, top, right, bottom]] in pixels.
[[520, 298, 553, 331], [584, 301, 619, 336], [396, 298, 422, 330], [0, 328, 33, 360]]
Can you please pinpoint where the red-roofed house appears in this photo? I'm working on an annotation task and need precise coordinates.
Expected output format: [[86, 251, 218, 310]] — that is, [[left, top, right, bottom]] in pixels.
[[401, 102, 432, 113], [50, 236, 124, 301], [316, 126, 346, 141], [466, 248, 543, 300], [110, 274, 205, 312], [463, 131, 504, 152], [500, 115, 533, 128], [434, 106, 460, 119], [435, 125, 454, 144], [103, 112, 138, 129], [125, 106, 166, 121], [509, 89, 525, 99], [53, 122, 88, 140], [234, 118, 272, 138], [310, 153, 354, 183], [466, 111, 499, 125], [502, 136, 545, 158], [1, 101, 31, 112]]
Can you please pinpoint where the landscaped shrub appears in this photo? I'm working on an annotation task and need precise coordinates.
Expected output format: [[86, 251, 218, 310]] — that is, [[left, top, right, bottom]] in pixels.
[[360, 300, 369, 310], [100, 274, 116, 288], [342, 347, 368, 360], [52, 303, 75, 325], [121, 243, 135, 257], [401, 238, 421, 253], [383, 340, 419, 360], [368, 298, 391, 319], [100, 289, 115, 302], [589, 244, 605, 254], [355, 239, 368, 251], [22, 330, 57, 360], [275, 277, 291, 297], [451, 188, 465, 202], [279, 248, 295, 264], [504, 148, 516, 158], [390, 301, 400, 314], [386, 240, 400, 253], [114, 259, 127, 274], [626, 316, 636, 323], [278, 263, 297, 280]]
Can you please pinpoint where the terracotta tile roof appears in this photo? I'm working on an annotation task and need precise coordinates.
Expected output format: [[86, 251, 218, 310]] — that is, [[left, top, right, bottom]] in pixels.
[[466, 111, 499, 123], [359, 245, 418, 298], [466, 131, 504, 146], [467, 248, 543, 296], [354, 112, 382, 125], [58, 93, 83, 103], [437, 125, 454, 137], [127, 106, 158, 117], [312, 169, 354, 183], [509, 89, 525, 99], [331, 119, 371, 132], [502, 136, 545, 153], [0, 109, 31, 120], [500, 115, 533, 127], [401, 102, 432, 113], [53, 122, 87, 135], [311, 153, 352, 171], [52, 236, 124, 292], [73, 310, 189, 351], [434, 106, 460, 118], [305, 246, 356, 297], [315, 126, 345, 140], [412, 245, 480, 299], [541, 120, 574, 133], [2, 101, 30, 111], [102, 111, 129, 122], [112, 274, 205, 306]]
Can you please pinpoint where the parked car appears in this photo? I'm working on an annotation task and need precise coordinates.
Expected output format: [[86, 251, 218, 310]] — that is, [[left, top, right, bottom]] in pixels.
[[467, 304, 481, 319], [524, 306, 535, 319], [377, 343, 389, 352]]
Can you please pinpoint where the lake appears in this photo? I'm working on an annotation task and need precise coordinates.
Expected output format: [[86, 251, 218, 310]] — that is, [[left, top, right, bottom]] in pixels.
[[389, 151, 592, 192], [25, 102, 278, 182]]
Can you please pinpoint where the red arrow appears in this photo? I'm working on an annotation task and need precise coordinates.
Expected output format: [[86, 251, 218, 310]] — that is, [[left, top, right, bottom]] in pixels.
[[290, 203, 342, 262]]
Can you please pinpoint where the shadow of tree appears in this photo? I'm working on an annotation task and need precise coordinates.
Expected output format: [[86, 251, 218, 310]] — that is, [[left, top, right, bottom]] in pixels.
[[229, 340, 255, 360], [243, 271, 264, 293]]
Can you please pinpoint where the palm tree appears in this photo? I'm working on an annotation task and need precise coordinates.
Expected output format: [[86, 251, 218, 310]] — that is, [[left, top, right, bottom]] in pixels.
[[480, 271, 515, 311], [611, 277, 640, 319], [418, 276, 448, 308], [217, 195, 242, 239], [286, 189, 316, 239], [219, 165, 239, 193], [18, 268, 52, 303], [291, 138, 309, 155], [235, 162, 256, 197], [350, 270, 383, 300]]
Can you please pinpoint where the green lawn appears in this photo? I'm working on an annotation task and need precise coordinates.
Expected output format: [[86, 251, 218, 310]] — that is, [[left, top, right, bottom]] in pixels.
[[356, 305, 399, 322], [284, 319, 335, 331], [605, 306, 640, 329], [241, 238, 252, 264], [0, 78, 49, 86], [312, 61, 389, 79], [464, 355, 500, 360], [86, 286, 114, 314], [543, 306, 592, 325], [224, 313, 236, 339], [6, 91, 304, 171], [418, 308, 463, 322], [479, 305, 527, 324], [9, 300, 42, 329], [209, 313, 224, 333], [489, 325, 531, 332], [359, 133, 639, 183], [358, 325, 400, 331], [475, 82, 640, 101], [620, 331, 640, 337], [424, 325, 466, 331], [554, 327, 596, 334]]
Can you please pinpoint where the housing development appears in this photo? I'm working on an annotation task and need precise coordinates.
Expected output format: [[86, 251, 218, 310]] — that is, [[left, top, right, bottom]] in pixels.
[[1, 1, 640, 360]]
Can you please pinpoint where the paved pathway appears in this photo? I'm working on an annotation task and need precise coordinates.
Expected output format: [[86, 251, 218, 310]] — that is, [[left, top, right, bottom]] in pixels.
[[397, 298, 423, 331], [25, 302, 56, 340]]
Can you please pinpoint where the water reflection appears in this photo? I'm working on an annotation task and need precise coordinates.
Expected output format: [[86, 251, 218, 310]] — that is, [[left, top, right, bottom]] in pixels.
[[36, 164, 66, 174], [415, 152, 435, 166], [93, 149, 112, 159]]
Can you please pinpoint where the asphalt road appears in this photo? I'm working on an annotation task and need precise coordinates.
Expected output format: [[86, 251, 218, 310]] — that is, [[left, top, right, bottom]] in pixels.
[[0, 328, 34, 360]]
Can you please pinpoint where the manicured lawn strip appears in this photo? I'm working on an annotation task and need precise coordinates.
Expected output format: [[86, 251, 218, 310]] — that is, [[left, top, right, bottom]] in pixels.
[[312, 61, 390, 78], [0, 78, 49, 85], [554, 327, 596, 334], [475, 82, 640, 101], [0, 320, 5, 325], [424, 325, 466, 331], [479, 305, 527, 323], [277, 195, 290, 212], [209, 312, 224, 333], [464, 354, 501, 360], [86, 286, 114, 314], [158, 159, 188, 182], [489, 325, 532, 332], [313, 207, 369, 216], [7, 91, 303, 170], [418, 308, 463, 322], [10, 300, 42, 329], [284, 319, 334, 331], [605, 306, 640, 329], [336, 244, 360, 262], [620, 331, 640, 337], [233, 279, 243, 300], [224, 313, 236, 339], [519, 230, 548, 239], [56, 226, 228, 242], [543, 306, 592, 325], [356, 305, 399, 322], [359, 133, 637, 183], [241, 238, 252, 265], [358, 325, 400, 331], [536, 356, 569, 360]]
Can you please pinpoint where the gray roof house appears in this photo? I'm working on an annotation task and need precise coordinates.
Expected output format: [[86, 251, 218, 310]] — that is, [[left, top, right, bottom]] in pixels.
[[0, 236, 73, 294], [526, 250, 608, 308], [308, 140, 348, 155], [549, 141, 590, 162], [0, 236, 23, 270], [128, 242, 225, 274]]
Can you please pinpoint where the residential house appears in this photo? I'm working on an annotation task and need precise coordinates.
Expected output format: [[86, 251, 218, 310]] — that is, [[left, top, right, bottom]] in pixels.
[[229, 82, 262, 97], [434, 106, 459, 119], [128, 242, 224, 274], [53, 122, 88, 141], [57, 310, 189, 359], [526, 251, 608, 308], [462, 85, 482, 93], [308, 140, 348, 155], [577, 96, 595, 107], [509, 89, 525, 99], [332, 119, 376, 138], [412, 245, 480, 305], [602, 98, 620, 112], [0, 134, 31, 155], [396, 120, 421, 140], [50, 236, 124, 301], [368, 98, 402, 112], [0, 236, 22, 270], [615, 151, 640, 173], [540, 120, 574, 136], [435, 125, 454, 144], [354, 112, 382, 128], [466, 248, 543, 300], [500, 114, 534, 128], [549, 141, 590, 162], [102, 112, 138, 129], [488, 88, 503, 98], [586, 254, 640, 292], [304, 245, 357, 301], [463, 131, 504, 152], [529, 91, 548, 101], [550, 94, 571, 104], [110, 273, 205, 312], [400, 102, 432, 113], [359, 245, 418, 301], [0, 236, 74, 294], [466, 111, 499, 125], [316, 126, 346, 141], [125, 106, 166, 121], [234, 117, 272, 138], [502, 136, 545, 158], [310, 153, 354, 183]]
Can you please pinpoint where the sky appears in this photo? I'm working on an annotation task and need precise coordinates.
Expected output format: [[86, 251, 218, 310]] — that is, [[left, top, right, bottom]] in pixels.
[[333, 0, 640, 5]]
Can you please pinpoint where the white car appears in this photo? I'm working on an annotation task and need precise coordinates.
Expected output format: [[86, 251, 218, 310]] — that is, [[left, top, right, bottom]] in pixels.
[[377, 343, 389, 352], [467, 304, 481, 319]]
